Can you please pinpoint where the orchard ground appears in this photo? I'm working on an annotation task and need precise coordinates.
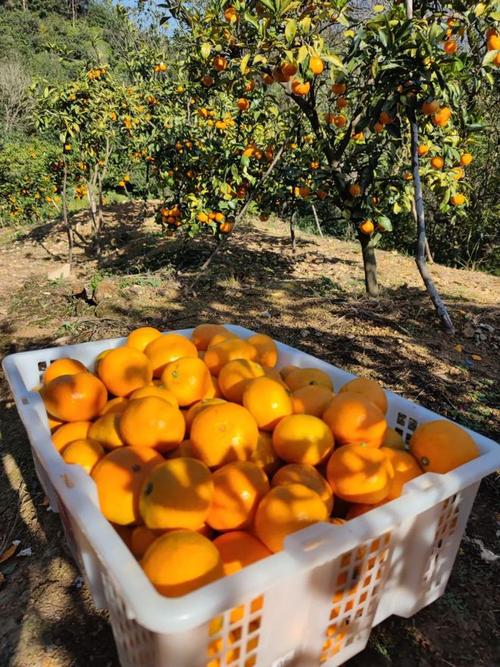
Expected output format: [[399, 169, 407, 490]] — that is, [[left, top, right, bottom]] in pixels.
[[0, 203, 499, 667]]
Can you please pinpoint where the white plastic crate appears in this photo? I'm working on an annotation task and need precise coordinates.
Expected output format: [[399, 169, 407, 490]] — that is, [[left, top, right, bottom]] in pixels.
[[3, 324, 499, 667]]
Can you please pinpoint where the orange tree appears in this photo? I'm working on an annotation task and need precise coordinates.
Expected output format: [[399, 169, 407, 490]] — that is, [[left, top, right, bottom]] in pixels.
[[159, 0, 497, 323]]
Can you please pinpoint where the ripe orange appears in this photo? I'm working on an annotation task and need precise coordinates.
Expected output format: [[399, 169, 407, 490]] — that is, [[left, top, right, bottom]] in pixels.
[[129, 385, 178, 406], [332, 82, 346, 95], [346, 501, 386, 519], [43, 358, 87, 385], [417, 144, 429, 156], [237, 97, 250, 111], [90, 411, 124, 447], [487, 29, 500, 51], [141, 529, 224, 597], [97, 347, 153, 397], [218, 359, 265, 403], [61, 438, 104, 474], [280, 364, 300, 380], [92, 447, 164, 525], [272, 463, 334, 513], [251, 430, 281, 476], [204, 338, 258, 376], [432, 107, 452, 127], [450, 193, 466, 206], [348, 183, 362, 197], [213, 532, 271, 575], [421, 100, 439, 115], [333, 114, 347, 128], [139, 457, 213, 530], [247, 333, 278, 367], [431, 156, 444, 169], [443, 39, 458, 54], [254, 483, 328, 552], [322, 392, 387, 447], [285, 367, 333, 392], [130, 525, 160, 559], [380, 447, 422, 499], [309, 56, 324, 75], [41, 372, 107, 422], [100, 397, 128, 415], [409, 420, 479, 473], [451, 166, 465, 180], [460, 153, 473, 166], [359, 219, 374, 235], [292, 384, 334, 417], [336, 97, 348, 109], [291, 80, 310, 96], [120, 396, 185, 451], [382, 427, 405, 450], [243, 377, 293, 431], [127, 326, 162, 352], [373, 121, 384, 133], [206, 461, 269, 531], [326, 444, 394, 504], [184, 398, 226, 434], [190, 402, 258, 467], [281, 62, 297, 78], [52, 421, 92, 452], [201, 74, 214, 87], [379, 111, 393, 125], [144, 334, 198, 377], [224, 6, 237, 22], [48, 415, 63, 431], [191, 324, 228, 351], [213, 55, 227, 71], [339, 377, 388, 414], [272, 414, 334, 465], [161, 357, 213, 407]]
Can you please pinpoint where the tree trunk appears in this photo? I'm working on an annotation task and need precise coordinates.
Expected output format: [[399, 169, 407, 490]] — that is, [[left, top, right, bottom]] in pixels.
[[425, 238, 433, 263], [358, 232, 379, 297], [289, 211, 296, 253], [311, 204, 323, 237], [409, 109, 454, 333], [62, 160, 73, 269]]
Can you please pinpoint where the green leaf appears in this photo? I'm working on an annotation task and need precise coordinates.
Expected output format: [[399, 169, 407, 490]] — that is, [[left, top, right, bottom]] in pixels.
[[240, 53, 251, 75], [297, 45, 308, 64], [200, 42, 212, 59], [285, 19, 297, 43]]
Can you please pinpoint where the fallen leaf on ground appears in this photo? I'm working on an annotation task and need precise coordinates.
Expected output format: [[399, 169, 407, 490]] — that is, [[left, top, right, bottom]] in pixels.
[[454, 344, 463, 353], [471, 354, 482, 361]]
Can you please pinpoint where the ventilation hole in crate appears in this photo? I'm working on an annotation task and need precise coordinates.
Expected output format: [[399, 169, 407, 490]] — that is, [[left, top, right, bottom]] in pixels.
[[396, 412, 406, 427], [320, 533, 392, 663], [21, 397, 29, 405], [206, 595, 264, 667], [422, 494, 462, 593], [408, 417, 418, 432], [38, 361, 47, 371]]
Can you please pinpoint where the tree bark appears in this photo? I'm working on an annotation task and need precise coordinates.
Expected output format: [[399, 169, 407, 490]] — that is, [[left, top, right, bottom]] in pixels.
[[62, 160, 73, 270], [289, 211, 296, 253], [358, 232, 379, 297], [409, 109, 454, 333], [311, 204, 323, 237]]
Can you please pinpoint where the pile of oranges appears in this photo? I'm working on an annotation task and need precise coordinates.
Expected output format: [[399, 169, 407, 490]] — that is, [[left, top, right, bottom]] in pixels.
[[40, 324, 480, 598]]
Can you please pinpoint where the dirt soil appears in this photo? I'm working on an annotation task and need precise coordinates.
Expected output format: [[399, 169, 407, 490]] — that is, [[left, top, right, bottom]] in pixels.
[[0, 203, 499, 667]]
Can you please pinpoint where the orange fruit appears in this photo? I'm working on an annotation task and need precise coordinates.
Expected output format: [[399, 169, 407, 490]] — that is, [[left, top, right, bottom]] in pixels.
[[141, 529, 224, 597], [460, 152, 473, 166], [443, 38, 457, 54], [129, 385, 178, 406], [281, 62, 297, 78], [190, 402, 258, 467], [204, 338, 258, 376], [285, 367, 333, 392], [254, 483, 328, 552], [280, 364, 300, 380], [52, 421, 91, 452], [332, 82, 346, 95], [421, 100, 439, 115], [237, 97, 250, 111], [322, 392, 387, 447], [207, 330, 239, 347], [165, 438, 198, 459], [127, 326, 162, 352], [113, 523, 133, 548], [88, 413, 124, 449], [487, 29, 500, 51], [206, 461, 269, 531], [97, 346, 153, 397], [431, 156, 444, 169], [272, 463, 334, 513], [41, 372, 107, 422], [61, 438, 104, 474], [243, 377, 293, 431], [92, 447, 164, 525], [382, 427, 405, 450], [218, 359, 265, 403], [380, 447, 422, 499], [417, 144, 429, 156], [209, 374, 223, 398], [140, 457, 213, 530], [263, 367, 287, 386], [349, 183, 363, 197], [272, 415, 334, 465], [145, 333, 198, 377], [48, 415, 64, 431], [161, 357, 213, 407], [213, 532, 271, 575], [450, 193, 466, 206], [100, 397, 128, 415], [191, 324, 228, 351], [120, 397, 185, 451], [213, 55, 227, 71], [309, 56, 324, 75], [291, 79, 310, 96], [359, 219, 374, 235], [184, 398, 226, 434], [292, 384, 334, 417], [339, 377, 387, 414], [130, 525, 160, 559], [251, 430, 281, 476], [409, 420, 479, 473], [326, 444, 394, 504], [346, 501, 387, 519], [247, 333, 278, 367], [451, 166, 465, 180], [43, 358, 86, 385], [379, 111, 393, 125], [432, 107, 452, 127]]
